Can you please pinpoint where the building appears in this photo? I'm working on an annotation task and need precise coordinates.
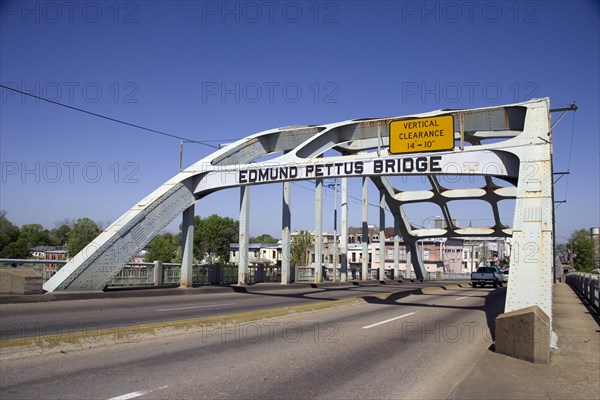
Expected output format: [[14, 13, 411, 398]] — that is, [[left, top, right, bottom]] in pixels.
[[229, 243, 282, 266], [347, 226, 381, 245], [369, 238, 464, 278], [461, 237, 510, 272], [30, 245, 68, 279], [228, 229, 509, 280]]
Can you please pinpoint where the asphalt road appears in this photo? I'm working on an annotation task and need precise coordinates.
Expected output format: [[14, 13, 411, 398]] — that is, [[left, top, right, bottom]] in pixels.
[[0, 282, 470, 341], [0, 286, 506, 399]]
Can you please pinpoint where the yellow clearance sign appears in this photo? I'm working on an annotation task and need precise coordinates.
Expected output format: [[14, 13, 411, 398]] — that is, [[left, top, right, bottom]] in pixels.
[[389, 115, 455, 154]]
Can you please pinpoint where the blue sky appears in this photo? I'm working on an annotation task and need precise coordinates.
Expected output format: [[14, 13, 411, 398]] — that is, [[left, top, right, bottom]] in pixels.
[[1, 0, 598, 243]]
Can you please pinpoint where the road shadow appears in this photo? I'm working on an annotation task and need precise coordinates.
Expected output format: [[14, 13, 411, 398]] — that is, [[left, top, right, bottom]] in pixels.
[[362, 287, 506, 344], [228, 282, 447, 302]]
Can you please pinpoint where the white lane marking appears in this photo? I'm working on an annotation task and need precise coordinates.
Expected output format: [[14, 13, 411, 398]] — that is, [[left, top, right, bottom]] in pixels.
[[108, 386, 168, 400], [156, 303, 236, 312], [455, 296, 469, 301], [108, 392, 146, 400], [362, 312, 416, 329]]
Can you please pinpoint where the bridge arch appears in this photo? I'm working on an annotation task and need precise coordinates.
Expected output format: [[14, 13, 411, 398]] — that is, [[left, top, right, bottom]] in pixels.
[[44, 98, 555, 339]]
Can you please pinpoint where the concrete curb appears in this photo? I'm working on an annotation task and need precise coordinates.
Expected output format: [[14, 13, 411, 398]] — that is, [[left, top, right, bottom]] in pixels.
[[0, 280, 472, 304], [443, 284, 462, 290], [0, 280, 385, 304], [420, 287, 445, 294]]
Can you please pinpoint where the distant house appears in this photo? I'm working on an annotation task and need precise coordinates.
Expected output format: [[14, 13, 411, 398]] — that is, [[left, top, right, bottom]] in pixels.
[[131, 249, 148, 263], [30, 246, 67, 261], [229, 243, 282, 266], [30, 246, 68, 278], [228, 229, 510, 280]]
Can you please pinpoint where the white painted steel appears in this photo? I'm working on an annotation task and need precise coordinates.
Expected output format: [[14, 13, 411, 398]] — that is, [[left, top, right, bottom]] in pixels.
[[44, 97, 554, 339]]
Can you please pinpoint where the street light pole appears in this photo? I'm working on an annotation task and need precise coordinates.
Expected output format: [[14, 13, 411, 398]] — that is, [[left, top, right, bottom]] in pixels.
[[179, 140, 195, 172], [326, 179, 339, 282], [333, 179, 338, 282], [179, 140, 183, 172]]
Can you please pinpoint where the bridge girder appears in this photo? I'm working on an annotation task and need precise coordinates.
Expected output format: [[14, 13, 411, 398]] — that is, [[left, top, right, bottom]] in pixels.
[[44, 98, 554, 329]]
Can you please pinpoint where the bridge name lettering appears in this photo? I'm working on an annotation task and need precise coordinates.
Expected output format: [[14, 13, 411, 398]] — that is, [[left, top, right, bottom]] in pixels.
[[238, 155, 443, 184]]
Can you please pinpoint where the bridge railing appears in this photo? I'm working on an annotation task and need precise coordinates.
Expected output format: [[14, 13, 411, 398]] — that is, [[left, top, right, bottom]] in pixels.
[[565, 272, 600, 314], [0, 259, 283, 287], [294, 266, 472, 282], [1, 259, 471, 288]]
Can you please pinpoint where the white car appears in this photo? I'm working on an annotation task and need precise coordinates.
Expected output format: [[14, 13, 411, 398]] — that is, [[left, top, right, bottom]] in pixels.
[[501, 268, 509, 283]]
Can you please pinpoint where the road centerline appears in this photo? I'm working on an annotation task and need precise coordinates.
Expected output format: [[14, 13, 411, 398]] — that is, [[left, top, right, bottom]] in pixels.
[[156, 303, 236, 312], [362, 312, 416, 329]]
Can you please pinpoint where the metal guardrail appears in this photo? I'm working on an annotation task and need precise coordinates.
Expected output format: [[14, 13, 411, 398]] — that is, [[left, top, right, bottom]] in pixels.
[[566, 272, 600, 314], [0, 259, 282, 287], [1, 258, 472, 287], [294, 266, 472, 282]]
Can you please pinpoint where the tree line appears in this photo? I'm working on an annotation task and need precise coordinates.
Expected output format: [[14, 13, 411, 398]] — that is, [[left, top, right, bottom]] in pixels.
[[143, 215, 313, 265], [556, 229, 597, 272], [0, 211, 258, 264], [0, 212, 100, 259]]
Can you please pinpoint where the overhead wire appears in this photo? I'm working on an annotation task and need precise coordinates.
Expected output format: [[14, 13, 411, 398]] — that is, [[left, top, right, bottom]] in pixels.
[[0, 84, 236, 149]]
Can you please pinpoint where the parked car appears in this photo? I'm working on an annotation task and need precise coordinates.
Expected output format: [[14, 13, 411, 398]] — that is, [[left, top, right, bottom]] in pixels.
[[471, 266, 504, 288], [501, 268, 509, 283]]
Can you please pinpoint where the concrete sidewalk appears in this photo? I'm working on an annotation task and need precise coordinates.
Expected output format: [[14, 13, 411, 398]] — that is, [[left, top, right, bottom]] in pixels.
[[449, 282, 600, 399]]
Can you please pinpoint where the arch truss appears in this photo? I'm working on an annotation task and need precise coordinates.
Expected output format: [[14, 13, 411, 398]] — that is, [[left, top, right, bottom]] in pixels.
[[44, 98, 555, 333]]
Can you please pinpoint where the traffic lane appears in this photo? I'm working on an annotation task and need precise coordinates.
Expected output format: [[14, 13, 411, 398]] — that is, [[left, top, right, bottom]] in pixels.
[[0, 282, 467, 340], [0, 287, 503, 399]]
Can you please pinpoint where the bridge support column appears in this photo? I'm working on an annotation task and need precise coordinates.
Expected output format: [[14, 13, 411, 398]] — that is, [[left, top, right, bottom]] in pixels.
[[362, 177, 369, 280], [180, 204, 195, 288], [281, 181, 291, 284], [153, 260, 163, 286], [393, 216, 400, 280], [379, 190, 386, 281], [314, 179, 323, 282], [406, 246, 412, 280], [411, 240, 427, 281], [238, 186, 250, 285], [340, 178, 348, 282]]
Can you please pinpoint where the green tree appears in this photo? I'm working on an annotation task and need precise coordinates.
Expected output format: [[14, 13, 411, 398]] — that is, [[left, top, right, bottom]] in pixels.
[[1, 238, 29, 259], [0, 211, 20, 256], [193, 214, 239, 263], [145, 233, 178, 263], [66, 218, 100, 257], [291, 231, 313, 267], [250, 234, 278, 244], [19, 224, 56, 248], [51, 224, 71, 246], [570, 229, 594, 272]]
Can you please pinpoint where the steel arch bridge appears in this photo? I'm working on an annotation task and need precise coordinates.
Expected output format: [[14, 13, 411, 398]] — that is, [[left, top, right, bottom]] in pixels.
[[44, 98, 555, 337]]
